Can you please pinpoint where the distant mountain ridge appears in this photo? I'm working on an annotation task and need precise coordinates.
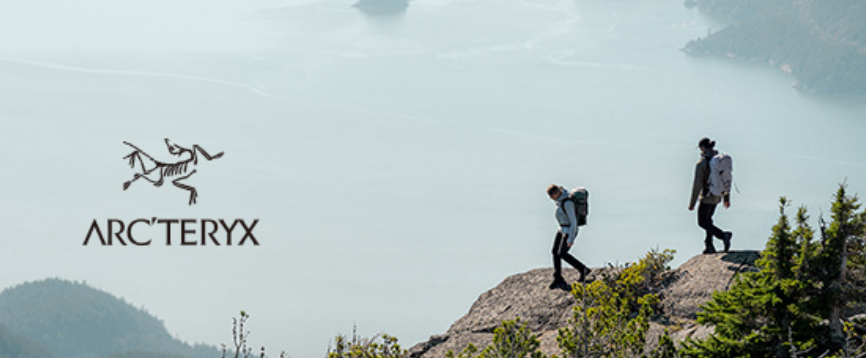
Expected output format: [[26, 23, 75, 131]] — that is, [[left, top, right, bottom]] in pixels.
[[684, 0, 866, 95], [0, 279, 217, 358]]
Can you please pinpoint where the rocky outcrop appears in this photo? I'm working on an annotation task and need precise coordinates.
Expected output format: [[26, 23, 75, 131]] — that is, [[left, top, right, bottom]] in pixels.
[[658, 251, 759, 319], [408, 251, 761, 358]]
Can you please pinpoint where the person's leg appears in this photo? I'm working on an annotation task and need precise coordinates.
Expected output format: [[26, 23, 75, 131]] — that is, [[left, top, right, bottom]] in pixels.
[[698, 202, 724, 252], [551, 231, 565, 280], [550, 231, 574, 289], [557, 233, 589, 281], [559, 242, 586, 273]]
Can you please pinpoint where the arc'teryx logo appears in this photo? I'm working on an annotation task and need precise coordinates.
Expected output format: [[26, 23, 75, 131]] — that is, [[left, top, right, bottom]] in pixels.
[[122, 138, 224, 205]]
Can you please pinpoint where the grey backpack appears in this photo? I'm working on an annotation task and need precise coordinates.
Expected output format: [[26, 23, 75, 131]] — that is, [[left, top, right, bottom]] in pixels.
[[567, 187, 589, 226]]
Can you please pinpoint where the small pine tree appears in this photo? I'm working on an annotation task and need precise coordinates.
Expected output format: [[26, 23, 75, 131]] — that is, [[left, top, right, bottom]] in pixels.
[[220, 311, 288, 358], [556, 249, 672, 358], [446, 318, 545, 358], [815, 185, 866, 350], [327, 328, 406, 358], [649, 330, 680, 358], [221, 311, 262, 358]]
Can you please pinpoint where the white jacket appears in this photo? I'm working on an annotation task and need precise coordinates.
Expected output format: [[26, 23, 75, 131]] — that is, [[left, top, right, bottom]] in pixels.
[[554, 188, 580, 245]]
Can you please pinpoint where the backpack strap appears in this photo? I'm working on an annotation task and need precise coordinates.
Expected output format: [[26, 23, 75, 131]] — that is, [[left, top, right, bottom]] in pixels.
[[702, 153, 713, 195]]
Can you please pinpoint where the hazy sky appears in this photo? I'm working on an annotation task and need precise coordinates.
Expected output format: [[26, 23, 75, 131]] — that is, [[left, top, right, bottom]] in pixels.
[[1, 1, 865, 358]]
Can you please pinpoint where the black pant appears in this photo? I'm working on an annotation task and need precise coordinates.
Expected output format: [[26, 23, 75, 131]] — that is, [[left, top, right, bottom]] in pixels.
[[552, 230, 586, 278], [698, 202, 725, 247]]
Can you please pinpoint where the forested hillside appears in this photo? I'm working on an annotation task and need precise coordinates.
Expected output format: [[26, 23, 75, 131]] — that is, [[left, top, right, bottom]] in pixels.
[[0, 323, 55, 358], [684, 0, 866, 94], [0, 279, 217, 358]]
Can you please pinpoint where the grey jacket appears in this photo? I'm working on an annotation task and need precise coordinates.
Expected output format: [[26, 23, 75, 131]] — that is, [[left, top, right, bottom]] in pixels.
[[554, 188, 580, 244]]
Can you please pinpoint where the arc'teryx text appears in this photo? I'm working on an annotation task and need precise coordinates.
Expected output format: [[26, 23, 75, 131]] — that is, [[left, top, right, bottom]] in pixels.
[[83, 218, 260, 246]]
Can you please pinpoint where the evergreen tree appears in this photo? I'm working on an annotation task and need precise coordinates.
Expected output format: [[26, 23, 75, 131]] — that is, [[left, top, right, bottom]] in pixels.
[[556, 249, 672, 358], [328, 328, 406, 358], [815, 186, 866, 351], [682, 198, 820, 358], [648, 330, 680, 358], [683, 186, 866, 358]]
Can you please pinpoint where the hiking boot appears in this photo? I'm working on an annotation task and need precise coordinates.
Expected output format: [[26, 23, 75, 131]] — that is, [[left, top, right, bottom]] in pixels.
[[723, 232, 733, 253], [702, 247, 717, 254], [579, 268, 592, 283], [549, 276, 567, 290]]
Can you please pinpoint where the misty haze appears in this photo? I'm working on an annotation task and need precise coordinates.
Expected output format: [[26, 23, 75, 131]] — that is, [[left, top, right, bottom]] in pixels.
[[0, 0, 864, 357]]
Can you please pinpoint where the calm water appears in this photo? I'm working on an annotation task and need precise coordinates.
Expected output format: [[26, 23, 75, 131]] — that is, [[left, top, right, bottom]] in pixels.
[[1, 0, 865, 357]]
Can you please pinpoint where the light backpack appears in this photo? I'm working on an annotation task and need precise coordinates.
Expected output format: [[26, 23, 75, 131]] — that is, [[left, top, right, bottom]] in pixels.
[[708, 153, 733, 196], [567, 187, 590, 226]]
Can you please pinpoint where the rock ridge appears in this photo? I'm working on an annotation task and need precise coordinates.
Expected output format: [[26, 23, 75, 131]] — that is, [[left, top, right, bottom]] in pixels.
[[408, 251, 761, 358]]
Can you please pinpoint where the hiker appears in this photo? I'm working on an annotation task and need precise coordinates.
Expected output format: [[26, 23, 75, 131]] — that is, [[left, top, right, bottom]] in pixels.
[[547, 184, 590, 289], [689, 137, 732, 254]]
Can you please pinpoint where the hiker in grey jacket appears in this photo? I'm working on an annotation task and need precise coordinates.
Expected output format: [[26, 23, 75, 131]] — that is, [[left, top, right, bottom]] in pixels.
[[547, 184, 590, 289], [689, 138, 732, 254]]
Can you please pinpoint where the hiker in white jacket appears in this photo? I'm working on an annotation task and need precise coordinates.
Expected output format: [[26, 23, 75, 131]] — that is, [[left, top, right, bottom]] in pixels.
[[547, 184, 590, 289]]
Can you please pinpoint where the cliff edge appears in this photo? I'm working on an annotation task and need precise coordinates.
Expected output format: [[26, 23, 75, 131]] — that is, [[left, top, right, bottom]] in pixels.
[[409, 251, 760, 358]]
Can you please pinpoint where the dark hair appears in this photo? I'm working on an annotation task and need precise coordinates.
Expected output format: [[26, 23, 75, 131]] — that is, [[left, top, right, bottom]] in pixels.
[[698, 137, 716, 149], [547, 184, 562, 197]]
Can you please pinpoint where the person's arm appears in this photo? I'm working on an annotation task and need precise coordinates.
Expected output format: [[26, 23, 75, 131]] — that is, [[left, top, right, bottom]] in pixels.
[[689, 161, 706, 210], [564, 200, 578, 242]]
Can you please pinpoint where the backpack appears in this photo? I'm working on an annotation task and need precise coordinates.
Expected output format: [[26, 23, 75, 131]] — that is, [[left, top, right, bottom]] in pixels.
[[567, 187, 589, 226], [708, 153, 733, 196]]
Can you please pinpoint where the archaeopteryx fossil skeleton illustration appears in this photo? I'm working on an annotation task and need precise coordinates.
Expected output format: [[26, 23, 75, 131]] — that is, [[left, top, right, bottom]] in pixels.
[[122, 139, 224, 205]]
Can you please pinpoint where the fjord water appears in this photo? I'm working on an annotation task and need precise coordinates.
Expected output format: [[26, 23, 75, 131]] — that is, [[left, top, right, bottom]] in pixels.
[[0, 0, 864, 357]]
